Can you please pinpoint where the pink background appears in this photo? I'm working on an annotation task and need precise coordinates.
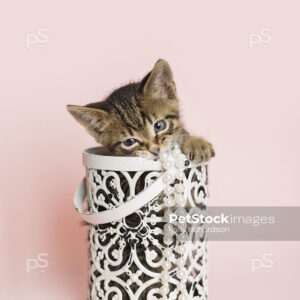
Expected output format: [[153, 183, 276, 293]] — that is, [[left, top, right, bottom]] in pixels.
[[0, 0, 299, 299]]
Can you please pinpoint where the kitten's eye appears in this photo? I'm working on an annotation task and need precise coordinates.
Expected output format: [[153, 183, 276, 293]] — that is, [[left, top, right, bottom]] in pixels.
[[124, 138, 138, 147], [154, 120, 166, 133]]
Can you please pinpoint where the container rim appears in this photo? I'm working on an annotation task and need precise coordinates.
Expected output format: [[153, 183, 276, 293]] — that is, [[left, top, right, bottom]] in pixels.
[[82, 147, 163, 171]]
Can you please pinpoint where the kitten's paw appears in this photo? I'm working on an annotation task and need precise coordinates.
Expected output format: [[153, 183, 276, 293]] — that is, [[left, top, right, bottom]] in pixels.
[[181, 136, 215, 163]]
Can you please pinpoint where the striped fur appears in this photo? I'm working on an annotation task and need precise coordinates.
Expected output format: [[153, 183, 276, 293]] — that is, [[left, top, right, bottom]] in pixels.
[[67, 60, 214, 162]]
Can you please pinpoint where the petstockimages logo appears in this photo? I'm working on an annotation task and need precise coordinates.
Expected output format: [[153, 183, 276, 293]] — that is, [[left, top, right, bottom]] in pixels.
[[163, 207, 300, 241], [169, 213, 230, 225]]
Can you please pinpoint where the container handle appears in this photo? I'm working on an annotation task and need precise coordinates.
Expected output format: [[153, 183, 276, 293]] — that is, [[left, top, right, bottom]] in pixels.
[[73, 172, 166, 225]]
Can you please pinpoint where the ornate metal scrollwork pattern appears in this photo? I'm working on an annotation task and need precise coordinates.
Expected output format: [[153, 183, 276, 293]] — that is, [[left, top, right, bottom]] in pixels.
[[86, 166, 209, 300]]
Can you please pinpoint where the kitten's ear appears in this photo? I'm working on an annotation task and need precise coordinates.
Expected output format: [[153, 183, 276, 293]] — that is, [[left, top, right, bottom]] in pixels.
[[140, 59, 176, 100], [67, 105, 109, 141]]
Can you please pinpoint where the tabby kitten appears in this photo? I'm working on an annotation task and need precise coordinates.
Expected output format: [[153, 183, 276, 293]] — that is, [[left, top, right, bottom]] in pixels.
[[67, 59, 214, 162], [68, 60, 213, 299]]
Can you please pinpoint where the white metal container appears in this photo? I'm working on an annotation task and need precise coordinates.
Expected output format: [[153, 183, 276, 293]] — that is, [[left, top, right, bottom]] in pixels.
[[74, 147, 209, 300]]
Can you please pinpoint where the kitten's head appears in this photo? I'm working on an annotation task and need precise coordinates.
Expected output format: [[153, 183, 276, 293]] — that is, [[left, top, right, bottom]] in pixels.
[[67, 60, 183, 158]]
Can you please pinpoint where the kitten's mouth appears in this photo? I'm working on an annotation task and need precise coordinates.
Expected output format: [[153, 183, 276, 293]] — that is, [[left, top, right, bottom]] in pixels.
[[137, 150, 159, 160], [150, 150, 160, 157], [150, 151, 160, 161], [138, 144, 173, 160]]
